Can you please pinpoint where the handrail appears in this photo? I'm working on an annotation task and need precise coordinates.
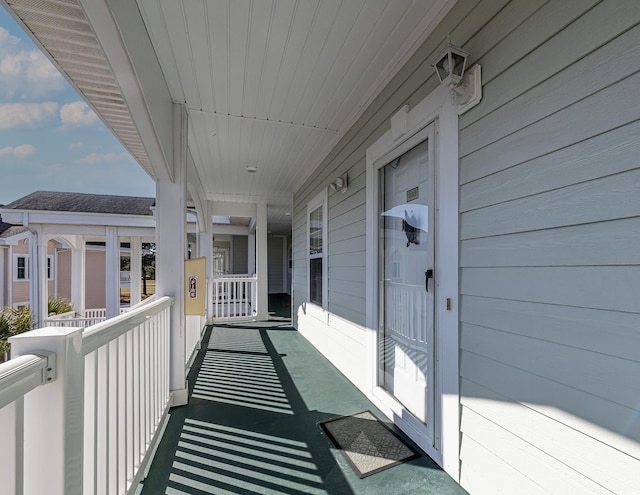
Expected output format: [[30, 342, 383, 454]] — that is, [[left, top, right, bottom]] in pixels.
[[0, 354, 48, 410], [82, 296, 174, 355], [211, 274, 256, 281]]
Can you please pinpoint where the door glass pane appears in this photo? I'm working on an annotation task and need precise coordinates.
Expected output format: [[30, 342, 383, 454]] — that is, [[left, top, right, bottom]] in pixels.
[[309, 258, 322, 306], [378, 138, 433, 424], [309, 206, 323, 255]]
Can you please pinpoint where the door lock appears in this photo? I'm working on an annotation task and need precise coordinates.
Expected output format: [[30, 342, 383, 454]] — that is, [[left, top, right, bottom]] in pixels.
[[425, 269, 433, 292]]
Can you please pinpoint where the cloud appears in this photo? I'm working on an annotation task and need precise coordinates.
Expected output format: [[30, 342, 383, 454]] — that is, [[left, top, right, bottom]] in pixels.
[[0, 27, 65, 100], [60, 101, 99, 126], [69, 142, 83, 150], [13, 144, 36, 158], [74, 152, 128, 165], [0, 144, 36, 160], [0, 27, 20, 48], [0, 102, 58, 129]]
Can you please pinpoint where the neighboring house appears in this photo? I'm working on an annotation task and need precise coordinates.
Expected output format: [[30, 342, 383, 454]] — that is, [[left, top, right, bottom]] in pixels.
[[0, 214, 31, 309], [0, 191, 277, 319], [3, 1, 639, 493], [0, 192, 157, 315]]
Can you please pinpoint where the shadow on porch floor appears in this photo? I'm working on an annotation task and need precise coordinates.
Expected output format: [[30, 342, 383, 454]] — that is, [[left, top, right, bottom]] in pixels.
[[137, 318, 467, 494]]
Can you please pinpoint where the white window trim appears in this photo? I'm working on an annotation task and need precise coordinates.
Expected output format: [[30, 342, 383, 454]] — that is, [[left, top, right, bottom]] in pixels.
[[13, 254, 29, 282], [307, 189, 328, 318], [365, 84, 460, 481]]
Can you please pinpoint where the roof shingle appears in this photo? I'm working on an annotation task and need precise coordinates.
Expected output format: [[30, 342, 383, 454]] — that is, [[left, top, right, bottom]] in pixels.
[[2, 191, 155, 216]]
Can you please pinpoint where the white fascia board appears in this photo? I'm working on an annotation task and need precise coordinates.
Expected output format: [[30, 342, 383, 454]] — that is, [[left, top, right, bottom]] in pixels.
[[6, 210, 156, 228], [41, 225, 156, 238], [109, 226, 156, 238], [0, 210, 25, 224], [79, 0, 174, 182], [209, 202, 257, 218], [212, 224, 249, 236], [207, 194, 292, 207], [0, 230, 30, 246]]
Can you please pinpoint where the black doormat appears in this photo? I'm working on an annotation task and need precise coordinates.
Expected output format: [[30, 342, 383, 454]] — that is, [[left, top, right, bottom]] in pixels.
[[319, 410, 419, 478]]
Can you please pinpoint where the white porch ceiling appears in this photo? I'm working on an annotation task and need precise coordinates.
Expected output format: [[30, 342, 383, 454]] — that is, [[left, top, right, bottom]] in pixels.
[[2, 0, 454, 233]]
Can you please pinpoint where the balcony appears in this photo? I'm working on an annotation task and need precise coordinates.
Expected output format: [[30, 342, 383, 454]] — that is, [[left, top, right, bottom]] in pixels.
[[0, 296, 465, 495]]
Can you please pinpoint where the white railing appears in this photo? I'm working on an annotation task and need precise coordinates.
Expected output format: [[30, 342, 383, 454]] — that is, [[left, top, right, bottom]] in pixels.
[[44, 307, 134, 328], [0, 295, 173, 495], [210, 274, 257, 320], [85, 308, 107, 319]]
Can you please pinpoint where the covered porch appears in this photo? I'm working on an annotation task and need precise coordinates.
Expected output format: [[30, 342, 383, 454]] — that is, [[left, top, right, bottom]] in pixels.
[[0, 298, 464, 495], [138, 317, 465, 495]]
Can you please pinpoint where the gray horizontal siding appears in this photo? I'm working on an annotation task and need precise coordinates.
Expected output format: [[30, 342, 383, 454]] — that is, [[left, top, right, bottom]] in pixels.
[[459, 0, 640, 493], [292, 0, 488, 328]]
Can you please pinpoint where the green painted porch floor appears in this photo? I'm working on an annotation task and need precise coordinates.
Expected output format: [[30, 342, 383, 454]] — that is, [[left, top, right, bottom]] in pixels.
[[138, 318, 467, 495]]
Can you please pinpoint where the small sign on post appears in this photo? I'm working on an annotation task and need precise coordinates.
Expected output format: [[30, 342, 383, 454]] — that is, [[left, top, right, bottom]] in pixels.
[[184, 257, 206, 316]]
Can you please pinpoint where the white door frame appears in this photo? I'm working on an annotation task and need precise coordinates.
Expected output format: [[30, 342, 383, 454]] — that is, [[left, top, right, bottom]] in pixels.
[[365, 84, 460, 480]]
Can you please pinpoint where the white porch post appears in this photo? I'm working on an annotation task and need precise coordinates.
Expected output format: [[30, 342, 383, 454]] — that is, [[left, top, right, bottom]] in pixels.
[[256, 201, 268, 320], [247, 232, 255, 276], [0, 247, 4, 307], [70, 236, 86, 316], [10, 326, 84, 495], [29, 229, 48, 326], [197, 218, 213, 324], [156, 103, 188, 406], [105, 227, 120, 318], [130, 237, 142, 306]]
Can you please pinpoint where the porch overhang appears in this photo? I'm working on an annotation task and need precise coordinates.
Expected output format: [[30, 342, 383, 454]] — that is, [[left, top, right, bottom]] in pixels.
[[1, 0, 458, 232]]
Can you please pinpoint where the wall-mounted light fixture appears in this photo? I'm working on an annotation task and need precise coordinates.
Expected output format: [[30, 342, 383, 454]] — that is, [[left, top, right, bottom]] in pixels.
[[329, 173, 348, 194], [432, 41, 482, 115]]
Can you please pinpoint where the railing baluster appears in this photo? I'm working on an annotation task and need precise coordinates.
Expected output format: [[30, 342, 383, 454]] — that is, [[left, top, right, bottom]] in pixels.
[[117, 335, 125, 492], [133, 324, 140, 473], [83, 351, 96, 494], [209, 275, 258, 321]]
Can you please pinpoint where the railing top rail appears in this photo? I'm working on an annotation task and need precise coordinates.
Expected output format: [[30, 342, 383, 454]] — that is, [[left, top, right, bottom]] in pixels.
[[44, 317, 106, 323], [212, 273, 254, 277], [47, 311, 77, 320], [82, 295, 174, 356], [211, 275, 257, 282], [0, 354, 48, 410]]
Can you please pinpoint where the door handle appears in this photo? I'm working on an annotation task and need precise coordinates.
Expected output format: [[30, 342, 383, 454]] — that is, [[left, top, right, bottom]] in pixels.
[[425, 269, 433, 292]]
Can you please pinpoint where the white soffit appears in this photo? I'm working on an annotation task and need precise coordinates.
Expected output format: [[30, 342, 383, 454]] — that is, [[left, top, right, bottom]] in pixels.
[[3, 0, 456, 203], [137, 0, 454, 198], [3, 0, 155, 179]]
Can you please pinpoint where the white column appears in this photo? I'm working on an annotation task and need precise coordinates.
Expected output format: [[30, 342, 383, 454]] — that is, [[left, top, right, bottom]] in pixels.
[[130, 237, 142, 306], [29, 229, 48, 326], [10, 326, 84, 495], [7, 246, 13, 307], [282, 236, 288, 293], [0, 247, 4, 307], [197, 228, 213, 324], [156, 103, 188, 406], [256, 201, 268, 320], [70, 236, 86, 316], [247, 232, 255, 276], [105, 227, 120, 318]]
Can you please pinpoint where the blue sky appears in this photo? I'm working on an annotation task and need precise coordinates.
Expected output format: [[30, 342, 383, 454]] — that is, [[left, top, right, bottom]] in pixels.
[[0, 8, 156, 205]]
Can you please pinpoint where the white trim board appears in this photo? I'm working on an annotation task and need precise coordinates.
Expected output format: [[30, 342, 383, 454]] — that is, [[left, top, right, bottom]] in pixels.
[[365, 84, 460, 481]]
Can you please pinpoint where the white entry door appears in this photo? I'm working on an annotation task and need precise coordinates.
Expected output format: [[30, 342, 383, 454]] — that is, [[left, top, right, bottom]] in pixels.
[[378, 135, 435, 437]]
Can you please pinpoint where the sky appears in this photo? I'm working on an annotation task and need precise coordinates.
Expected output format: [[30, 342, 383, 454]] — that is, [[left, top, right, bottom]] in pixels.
[[0, 8, 156, 205]]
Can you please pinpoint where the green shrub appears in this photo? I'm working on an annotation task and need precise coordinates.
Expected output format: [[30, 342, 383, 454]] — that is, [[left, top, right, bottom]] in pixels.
[[48, 298, 73, 315], [0, 299, 75, 360]]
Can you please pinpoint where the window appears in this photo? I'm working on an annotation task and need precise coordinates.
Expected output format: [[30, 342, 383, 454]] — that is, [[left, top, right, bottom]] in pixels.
[[47, 256, 54, 280], [308, 191, 327, 308], [14, 255, 29, 281]]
